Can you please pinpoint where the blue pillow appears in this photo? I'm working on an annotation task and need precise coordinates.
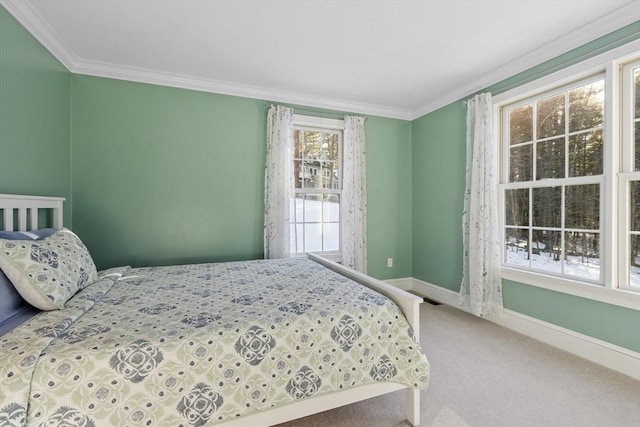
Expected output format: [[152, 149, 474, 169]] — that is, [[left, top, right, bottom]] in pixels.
[[0, 229, 52, 335], [0, 228, 56, 240], [0, 271, 39, 336]]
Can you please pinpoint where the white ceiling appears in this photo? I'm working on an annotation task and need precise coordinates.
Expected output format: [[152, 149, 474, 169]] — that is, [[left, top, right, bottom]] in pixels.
[[2, 0, 639, 120]]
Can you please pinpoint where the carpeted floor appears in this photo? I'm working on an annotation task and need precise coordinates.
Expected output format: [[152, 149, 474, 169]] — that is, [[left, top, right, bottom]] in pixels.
[[277, 302, 640, 427]]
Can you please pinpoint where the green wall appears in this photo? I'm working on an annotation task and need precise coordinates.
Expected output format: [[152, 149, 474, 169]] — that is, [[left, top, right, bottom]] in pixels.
[[0, 6, 71, 224], [364, 116, 412, 279], [411, 102, 466, 291], [71, 75, 413, 277], [411, 22, 640, 352], [503, 281, 640, 352], [71, 76, 266, 268]]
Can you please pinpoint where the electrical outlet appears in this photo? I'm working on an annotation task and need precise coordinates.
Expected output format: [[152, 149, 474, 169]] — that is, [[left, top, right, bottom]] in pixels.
[[387, 258, 393, 268]]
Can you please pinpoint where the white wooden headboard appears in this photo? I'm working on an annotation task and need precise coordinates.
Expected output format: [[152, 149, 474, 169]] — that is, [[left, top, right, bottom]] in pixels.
[[0, 194, 65, 231]]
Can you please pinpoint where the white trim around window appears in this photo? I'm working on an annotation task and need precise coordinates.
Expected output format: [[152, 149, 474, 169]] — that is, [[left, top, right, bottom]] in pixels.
[[494, 40, 640, 311]]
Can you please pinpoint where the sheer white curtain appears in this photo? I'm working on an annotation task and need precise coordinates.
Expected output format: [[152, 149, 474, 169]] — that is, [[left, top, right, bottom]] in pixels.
[[459, 93, 502, 317], [342, 115, 367, 273], [264, 104, 294, 259]]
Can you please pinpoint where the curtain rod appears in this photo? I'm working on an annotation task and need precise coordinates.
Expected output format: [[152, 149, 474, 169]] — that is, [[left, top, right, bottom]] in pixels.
[[264, 103, 367, 122]]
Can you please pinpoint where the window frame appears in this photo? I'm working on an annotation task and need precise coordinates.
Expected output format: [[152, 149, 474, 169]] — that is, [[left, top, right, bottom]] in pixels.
[[290, 114, 344, 260], [494, 40, 640, 310], [618, 58, 640, 291]]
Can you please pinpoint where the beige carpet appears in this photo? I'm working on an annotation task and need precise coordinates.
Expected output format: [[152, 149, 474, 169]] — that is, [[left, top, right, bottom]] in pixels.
[[277, 302, 640, 427]]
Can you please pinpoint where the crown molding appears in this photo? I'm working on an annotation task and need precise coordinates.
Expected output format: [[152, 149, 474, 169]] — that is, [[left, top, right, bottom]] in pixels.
[[71, 58, 414, 120], [409, 1, 640, 120], [2, 0, 637, 122]]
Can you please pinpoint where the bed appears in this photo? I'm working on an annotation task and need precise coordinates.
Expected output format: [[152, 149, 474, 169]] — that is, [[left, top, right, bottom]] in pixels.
[[0, 194, 430, 426]]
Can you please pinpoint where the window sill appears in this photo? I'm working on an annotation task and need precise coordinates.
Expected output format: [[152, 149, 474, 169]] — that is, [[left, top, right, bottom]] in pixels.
[[501, 267, 640, 311], [292, 252, 343, 264]]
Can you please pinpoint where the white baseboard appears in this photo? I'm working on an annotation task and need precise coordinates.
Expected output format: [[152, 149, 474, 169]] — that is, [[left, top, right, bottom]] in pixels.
[[384, 277, 413, 292], [385, 277, 640, 380]]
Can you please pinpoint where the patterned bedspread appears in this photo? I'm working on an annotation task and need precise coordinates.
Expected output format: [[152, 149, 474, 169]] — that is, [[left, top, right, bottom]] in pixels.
[[0, 258, 430, 426]]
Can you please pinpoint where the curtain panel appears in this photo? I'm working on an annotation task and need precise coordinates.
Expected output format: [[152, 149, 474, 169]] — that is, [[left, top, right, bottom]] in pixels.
[[342, 116, 368, 273], [459, 93, 502, 317], [264, 104, 294, 259]]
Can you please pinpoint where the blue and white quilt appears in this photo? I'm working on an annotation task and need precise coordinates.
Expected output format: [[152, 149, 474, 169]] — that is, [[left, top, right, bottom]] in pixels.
[[0, 258, 430, 426]]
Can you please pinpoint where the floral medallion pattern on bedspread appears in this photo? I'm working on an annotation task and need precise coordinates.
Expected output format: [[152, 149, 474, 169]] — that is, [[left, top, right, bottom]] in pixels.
[[0, 258, 430, 426]]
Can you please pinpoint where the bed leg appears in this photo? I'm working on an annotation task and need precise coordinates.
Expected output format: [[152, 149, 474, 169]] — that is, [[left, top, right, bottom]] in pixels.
[[406, 388, 420, 426]]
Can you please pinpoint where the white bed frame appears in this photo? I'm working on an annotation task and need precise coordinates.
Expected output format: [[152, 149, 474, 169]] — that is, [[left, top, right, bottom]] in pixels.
[[0, 193, 425, 426]]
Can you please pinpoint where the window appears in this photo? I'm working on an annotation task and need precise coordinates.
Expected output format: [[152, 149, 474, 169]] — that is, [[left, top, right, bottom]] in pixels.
[[495, 41, 640, 306], [502, 76, 604, 283], [290, 115, 343, 255]]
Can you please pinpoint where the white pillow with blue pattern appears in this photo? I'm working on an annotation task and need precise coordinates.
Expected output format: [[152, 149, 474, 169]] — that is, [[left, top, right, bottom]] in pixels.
[[0, 228, 98, 310]]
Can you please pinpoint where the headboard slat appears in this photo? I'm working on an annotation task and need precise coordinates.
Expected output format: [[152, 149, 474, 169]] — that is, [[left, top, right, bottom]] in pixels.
[[18, 208, 27, 231], [4, 209, 14, 231], [30, 208, 39, 231]]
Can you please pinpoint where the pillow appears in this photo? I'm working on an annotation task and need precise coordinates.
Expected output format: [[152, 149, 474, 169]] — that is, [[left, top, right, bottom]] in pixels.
[[0, 228, 98, 310], [0, 270, 40, 336], [0, 229, 53, 335], [0, 228, 56, 240]]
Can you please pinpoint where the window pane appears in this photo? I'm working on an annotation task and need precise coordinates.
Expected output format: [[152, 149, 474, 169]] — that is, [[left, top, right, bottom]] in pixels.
[[294, 131, 305, 188], [294, 194, 304, 222], [634, 67, 640, 118], [304, 223, 322, 252], [318, 164, 334, 190], [569, 130, 603, 177], [303, 132, 322, 159], [323, 223, 340, 251], [536, 138, 565, 180], [564, 232, 600, 281], [324, 134, 340, 161], [509, 145, 532, 182], [631, 181, 640, 232], [289, 224, 296, 252], [568, 80, 604, 132], [531, 230, 562, 274], [537, 94, 565, 139], [630, 235, 640, 287], [509, 105, 533, 145], [629, 180, 640, 287], [635, 120, 640, 172], [303, 162, 318, 189], [294, 160, 303, 188], [291, 224, 304, 253], [304, 194, 322, 222], [504, 228, 529, 266], [565, 184, 599, 230], [505, 189, 529, 226], [293, 130, 303, 158], [322, 161, 339, 189], [635, 67, 639, 171], [532, 187, 561, 228], [323, 194, 340, 222]]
